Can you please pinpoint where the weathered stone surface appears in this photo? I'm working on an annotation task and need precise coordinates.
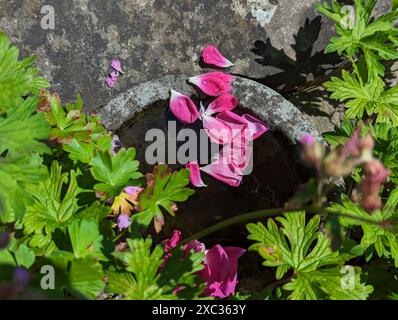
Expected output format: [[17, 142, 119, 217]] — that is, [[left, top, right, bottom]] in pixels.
[[99, 74, 320, 143], [0, 0, 339, 113], [0, 0, 393, 133]]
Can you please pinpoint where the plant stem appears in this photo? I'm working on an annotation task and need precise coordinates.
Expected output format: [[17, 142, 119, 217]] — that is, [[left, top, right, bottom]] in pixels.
[[179, 206, 313, 246]]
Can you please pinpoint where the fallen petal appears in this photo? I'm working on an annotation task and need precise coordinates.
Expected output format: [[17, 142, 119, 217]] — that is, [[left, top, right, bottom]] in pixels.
[[202, 45, 234, 68], [169, 90, 200, 123], [201, 159, 242, 187], [206, 94, 238, 115], [111, 59, 123, 74], [189, 73, 233, 96], [202, 114, 232, 144], [106, 76, 117, 88], [241, 114, 269, 140], [186, 161, 207, 187]]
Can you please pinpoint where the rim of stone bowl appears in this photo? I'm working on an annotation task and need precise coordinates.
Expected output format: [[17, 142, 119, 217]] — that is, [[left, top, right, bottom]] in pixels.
[[98, 74, 320, 144]]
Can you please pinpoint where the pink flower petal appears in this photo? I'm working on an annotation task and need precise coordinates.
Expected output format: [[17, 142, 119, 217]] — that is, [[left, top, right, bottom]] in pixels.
[[202, 45, 234, 68], [220, 142, 253, 175], [124, 186, 142, 196], [206, 94, 238, 115], [169, 90, 200, 124], [189, 73, 233, 96], [199, 244, 245, 298], [202, 114, 232, 144], [300, 134, 315, 146], [241, 114, 269, 140], [201, 158, 242, 187], [111, 59, 123, 74], [117, 214, 131, 230], [106, 76, 117, 88], [186, 162, 207, 187]]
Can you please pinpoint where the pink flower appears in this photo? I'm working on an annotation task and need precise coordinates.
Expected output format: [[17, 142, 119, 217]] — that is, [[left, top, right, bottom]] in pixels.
[[206, 94, 238, 115], [202, 45, 234, 68], [163, 230, 183, 253], [198, 245, 245, 298], [117, 214, 131, 230], [111, 59, 123, 74], [186, 161, 207, 187], [189, 72, 233, 96], [124, 186, 142, 198], [359, 160, 389, 212], [169, 90, 200, 124]]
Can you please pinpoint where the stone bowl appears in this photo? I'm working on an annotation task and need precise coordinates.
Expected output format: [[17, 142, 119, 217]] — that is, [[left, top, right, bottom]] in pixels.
[[98, 75, 320, 245]]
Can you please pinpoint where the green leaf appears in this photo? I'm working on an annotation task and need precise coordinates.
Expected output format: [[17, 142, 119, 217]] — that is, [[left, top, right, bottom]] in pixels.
[[329, 190, 398, 267], [0, 97, 51, 156], [63, 139, 95, 164], [14, 244, 35, 268], [23, 161, 82, 251], [247, 211, 372, 300], [108, 238, 164, 299], [108, 237, 205, 299], [0, 32, 49, 111], [90, 148, 141, 197], [0, 154, 48, 222], [316, 0, 398, 71], [69, 256, 104, 299], [68, 220, 102, 259], [134, 165, 194, 232]]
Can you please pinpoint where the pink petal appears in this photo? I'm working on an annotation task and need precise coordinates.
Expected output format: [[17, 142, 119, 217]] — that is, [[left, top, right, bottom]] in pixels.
[[241, 114, 269, 140], [199, 244, 245, 298], [300, 134, 315, 146], [169, 90, 200, 124], [189, 73, 233, 96], [202, 45, 234, 68], [206, 94, 238, 115], [185, 162, 207, 187], [124, 186, 142, 196], [201, 159, 242, 187], [111, 59, 123, 74], [202, 114, 232, 144], [106, 76, 117, 88], [220, 142, 253, 175]]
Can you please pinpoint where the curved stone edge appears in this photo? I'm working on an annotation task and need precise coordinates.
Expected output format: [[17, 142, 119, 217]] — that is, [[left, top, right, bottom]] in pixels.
[[98, 74, 320, 144]]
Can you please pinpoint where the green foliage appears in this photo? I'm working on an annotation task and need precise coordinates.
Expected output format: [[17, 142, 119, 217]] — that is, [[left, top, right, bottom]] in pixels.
[[315, 0, 398, 77], [90, 148, 141, 197], [22, 161, 82, 253], [0, 34, 51, 220], [247, 212, 373, 299], [329, 189, 398, 266], [134, 165, 195, 232], [0, 32, 49, 111], [325, 71, 398, 125], [107, 237, 205, 299]]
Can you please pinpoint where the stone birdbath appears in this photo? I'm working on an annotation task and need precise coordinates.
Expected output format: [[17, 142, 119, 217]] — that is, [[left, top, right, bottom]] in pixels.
[[99, 75, 320, 245]]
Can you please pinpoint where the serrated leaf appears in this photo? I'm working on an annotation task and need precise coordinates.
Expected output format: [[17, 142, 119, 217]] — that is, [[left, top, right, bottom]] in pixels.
[[247, 211, 372, 300], [134, 165, 194, 232], [90, 148, 141, 197]]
